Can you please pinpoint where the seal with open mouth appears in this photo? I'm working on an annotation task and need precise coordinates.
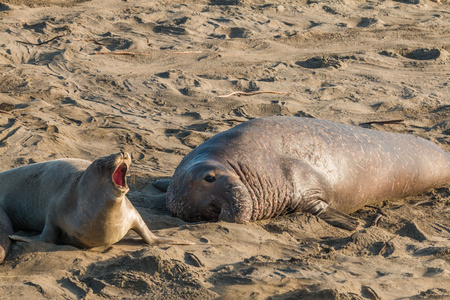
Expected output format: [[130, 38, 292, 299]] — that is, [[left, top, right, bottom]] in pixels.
[[166, 116, 450, 230], [0, 151, 190, 262]]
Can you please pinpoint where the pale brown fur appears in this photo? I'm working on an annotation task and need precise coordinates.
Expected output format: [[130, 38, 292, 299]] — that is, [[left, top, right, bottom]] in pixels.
[[0, 152, 191, 262]]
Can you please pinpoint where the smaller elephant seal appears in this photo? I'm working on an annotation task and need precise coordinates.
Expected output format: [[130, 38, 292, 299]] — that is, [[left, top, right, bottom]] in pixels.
[[166, 116, 450, 230], [0, 151, 191, 259], [0, 208, 13, 263]]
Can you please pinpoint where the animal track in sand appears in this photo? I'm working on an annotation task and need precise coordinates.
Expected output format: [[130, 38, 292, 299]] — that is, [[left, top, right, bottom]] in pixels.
[[21, 21, 70, 35], [381, 48, 445, 61], [153, 17, 188, 36], [400, 48, 442, 60], [94, 37, 134, 51], [209, 26, 253, 39], [1, 0, 89, 7], [296, 55, 357, 69], [209, 0, 240, 5], [153, 25, 187, 36], [233, 102, 293, 119], [0, 3, 9, 11], [356, 17, 385, 28]]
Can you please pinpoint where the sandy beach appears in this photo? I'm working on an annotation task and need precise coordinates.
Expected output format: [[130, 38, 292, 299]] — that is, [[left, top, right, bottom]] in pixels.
[[0, 0, 449, 298]]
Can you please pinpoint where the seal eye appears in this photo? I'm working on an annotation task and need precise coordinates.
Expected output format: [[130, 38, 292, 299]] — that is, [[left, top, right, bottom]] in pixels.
[[204, 175, 216, 183]]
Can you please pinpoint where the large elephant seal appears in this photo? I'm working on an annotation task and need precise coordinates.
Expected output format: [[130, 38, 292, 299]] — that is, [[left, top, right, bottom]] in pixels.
[[0, 151, 190, 261], [166, 116, 450, 230]]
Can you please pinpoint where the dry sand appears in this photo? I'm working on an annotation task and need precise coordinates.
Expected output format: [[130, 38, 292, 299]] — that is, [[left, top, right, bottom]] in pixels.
[[0, 0, 449, 299]]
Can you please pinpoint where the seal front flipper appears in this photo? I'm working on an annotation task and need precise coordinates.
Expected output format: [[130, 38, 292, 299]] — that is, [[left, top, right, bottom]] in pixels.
[[131, 210, 194, 246], [133, 227, 194, 246], [152, 178, 171, 192], [299, 190, 359, 231], [316, 206, 359, 231], [151, 236, 195, 246]]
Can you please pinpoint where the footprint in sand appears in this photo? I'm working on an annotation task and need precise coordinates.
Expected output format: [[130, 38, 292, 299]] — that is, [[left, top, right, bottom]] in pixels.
[[381, 48, 445, 61], [296, 55, 356, 69], [96, 36, 134, 51], [400, 48, 442, 60], [153, 25, 187, 36], [210, 25, 253, 39], [356, 17, 385, 28], [153, 17, 188, 36], [209, 0, 240, 5]]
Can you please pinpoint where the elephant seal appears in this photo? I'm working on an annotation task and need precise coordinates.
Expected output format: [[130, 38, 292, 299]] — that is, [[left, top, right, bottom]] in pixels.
[[0, 151, 191, 259], [166, 116, 450, 230], [0, 208, 13, 263]]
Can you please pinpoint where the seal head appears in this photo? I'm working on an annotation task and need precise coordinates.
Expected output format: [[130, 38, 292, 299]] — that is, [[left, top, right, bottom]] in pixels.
[[167, 160, 253, 223], [80, 150, 131, 199]]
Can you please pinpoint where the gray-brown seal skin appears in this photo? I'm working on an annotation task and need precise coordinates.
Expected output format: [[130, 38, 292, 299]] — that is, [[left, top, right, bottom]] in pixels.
[[166, 116, 450, 230], [0, 151, 190, 261], [0, 208, 13, 263]]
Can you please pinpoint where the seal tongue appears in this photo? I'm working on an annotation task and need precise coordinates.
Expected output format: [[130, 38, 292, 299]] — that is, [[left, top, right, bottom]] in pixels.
[[113, 164, 127, 187]]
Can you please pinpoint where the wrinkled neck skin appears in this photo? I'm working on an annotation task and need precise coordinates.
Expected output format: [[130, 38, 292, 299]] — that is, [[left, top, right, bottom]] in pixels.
[[167, 156, 254, 224]]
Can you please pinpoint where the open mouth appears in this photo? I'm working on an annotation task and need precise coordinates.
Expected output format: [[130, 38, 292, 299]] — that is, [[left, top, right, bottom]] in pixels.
[[112, 163, 128, 189]]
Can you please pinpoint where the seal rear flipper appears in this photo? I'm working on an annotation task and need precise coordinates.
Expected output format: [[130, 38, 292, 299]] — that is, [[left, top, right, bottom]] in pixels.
[[8, 234, 40, 243], [317, 206, 359, 231], [9, 222, 59, 244]]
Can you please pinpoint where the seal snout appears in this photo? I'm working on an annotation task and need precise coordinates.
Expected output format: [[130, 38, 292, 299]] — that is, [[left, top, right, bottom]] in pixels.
[[120, 150, 129, 159]]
